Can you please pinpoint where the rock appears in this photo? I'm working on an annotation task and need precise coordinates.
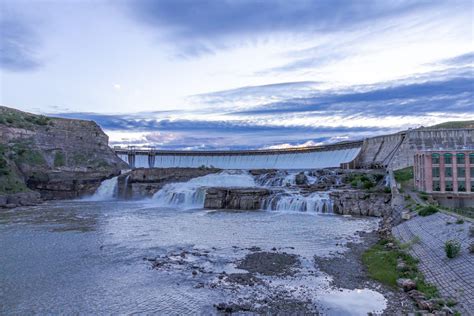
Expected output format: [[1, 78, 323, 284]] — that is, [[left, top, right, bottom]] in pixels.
[[0, 195, 7, 207], [204, 187, 272, 210], [396, 261, 409, 272], [417, 300, 435, 311], [407, 290, 426, 301], [0, 106, 126, 203], [295, 172, 307, 185], [397, 278, 416, 291], [441, 306, 454, 315], [330, 190, 392, 217]]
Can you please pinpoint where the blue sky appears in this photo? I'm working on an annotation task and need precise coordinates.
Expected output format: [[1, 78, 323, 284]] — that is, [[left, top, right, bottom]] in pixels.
[[0, 0, 473, 149]]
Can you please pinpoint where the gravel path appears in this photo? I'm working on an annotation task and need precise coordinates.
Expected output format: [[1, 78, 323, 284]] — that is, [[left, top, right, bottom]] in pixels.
[[393, 212, 474, 315]]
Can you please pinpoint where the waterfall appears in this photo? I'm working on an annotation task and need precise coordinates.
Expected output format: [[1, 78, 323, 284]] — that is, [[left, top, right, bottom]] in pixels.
[[86, 176, 119, 201], [152, 170, 256, 209], [263, 192, 333, 213]]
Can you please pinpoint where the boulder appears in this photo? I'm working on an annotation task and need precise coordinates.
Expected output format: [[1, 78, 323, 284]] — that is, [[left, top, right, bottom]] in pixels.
[[397, 278, 416, 292], [295, 172, 308, 185]]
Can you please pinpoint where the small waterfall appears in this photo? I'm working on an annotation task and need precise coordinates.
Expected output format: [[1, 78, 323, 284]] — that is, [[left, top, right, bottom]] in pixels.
[[86, 176, 119, 201], [263, 191, 333, 213], [152, 170, 256, 209]]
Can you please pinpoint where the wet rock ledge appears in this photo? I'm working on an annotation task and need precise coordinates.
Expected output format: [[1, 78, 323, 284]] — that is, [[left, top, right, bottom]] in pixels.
[[204, 187, 272, 210]]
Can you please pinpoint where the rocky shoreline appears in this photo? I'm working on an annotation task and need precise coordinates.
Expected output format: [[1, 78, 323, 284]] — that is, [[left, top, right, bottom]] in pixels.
[[142, 220, 414, 314]]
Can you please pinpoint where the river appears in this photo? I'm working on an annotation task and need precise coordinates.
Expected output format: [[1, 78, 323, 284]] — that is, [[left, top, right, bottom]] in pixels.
[[0, 198, 388, 314]]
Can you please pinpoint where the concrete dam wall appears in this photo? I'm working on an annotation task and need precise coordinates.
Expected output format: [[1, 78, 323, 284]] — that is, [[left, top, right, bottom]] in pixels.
[[356, 128, 474, 170], [115, 142, 362, 169], [114, 128, 473, 171]]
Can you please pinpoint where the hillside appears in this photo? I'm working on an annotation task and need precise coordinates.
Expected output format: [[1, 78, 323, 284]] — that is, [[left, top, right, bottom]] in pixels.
[[427, 120, 474, 129], [0, 106, 127, 207]]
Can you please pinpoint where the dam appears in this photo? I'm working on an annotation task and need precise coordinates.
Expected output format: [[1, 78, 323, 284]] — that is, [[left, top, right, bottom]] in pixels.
[[114, 141, 363, 169], [113, 128, 474, 170]]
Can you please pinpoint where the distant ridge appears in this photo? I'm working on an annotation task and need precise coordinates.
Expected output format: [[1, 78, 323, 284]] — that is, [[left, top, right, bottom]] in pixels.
[[426, 120, 474, 129]]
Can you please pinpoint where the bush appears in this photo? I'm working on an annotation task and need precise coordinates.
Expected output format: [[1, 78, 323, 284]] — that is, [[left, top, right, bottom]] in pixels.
[[445, 240, 461, 258], [418, 205, 439, 216], [469, 243, 474, 254], [394, 167, 413, 183], [54, 151, 65, 167], [455, 218, 464, 224]]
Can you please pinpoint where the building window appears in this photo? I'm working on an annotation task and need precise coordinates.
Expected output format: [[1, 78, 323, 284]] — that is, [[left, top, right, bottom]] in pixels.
[[431, 153, 440, 164], [471, 167, 474, 178], [433, 180, 441, 191], [456, 153, 465, 164], [445, 181, 453, 192], [457, 167, 466, 178], [432, 167, 440, 177], [470, 153, 474, 164], [458, 182, 466, 192], [445, 167, 452, 177], [444, 153, 452, 164], [471, 180, 474, 192]]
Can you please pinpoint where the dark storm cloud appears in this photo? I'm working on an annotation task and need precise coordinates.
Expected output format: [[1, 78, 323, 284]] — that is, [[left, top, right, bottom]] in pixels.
[[0, 19, 42, 71]]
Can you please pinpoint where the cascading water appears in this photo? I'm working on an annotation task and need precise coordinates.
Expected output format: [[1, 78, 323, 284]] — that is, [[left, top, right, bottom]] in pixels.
[[152, 170, 257, 209], [85, 176, 119, 201], [263, 192, 333, 213]]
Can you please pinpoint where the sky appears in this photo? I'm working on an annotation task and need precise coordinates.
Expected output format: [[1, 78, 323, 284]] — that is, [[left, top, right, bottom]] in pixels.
[[0, 0, 473, 150]]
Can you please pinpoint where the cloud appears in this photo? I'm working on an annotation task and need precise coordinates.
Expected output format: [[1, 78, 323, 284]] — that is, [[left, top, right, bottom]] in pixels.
[[0, 18, 43, 71], [125, 0, 440, 57], [231, 74, 474, 117]]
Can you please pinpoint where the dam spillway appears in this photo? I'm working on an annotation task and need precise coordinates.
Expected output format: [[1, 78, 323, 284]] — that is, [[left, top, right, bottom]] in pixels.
[[113, 141, 362, 169]]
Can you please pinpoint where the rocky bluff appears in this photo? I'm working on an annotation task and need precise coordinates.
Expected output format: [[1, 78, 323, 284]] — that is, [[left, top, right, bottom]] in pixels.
[[0, 106, 127, 207]]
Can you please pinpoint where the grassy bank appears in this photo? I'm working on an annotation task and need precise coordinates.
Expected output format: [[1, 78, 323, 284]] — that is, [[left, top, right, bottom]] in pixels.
[[362, 239, 438, 298]]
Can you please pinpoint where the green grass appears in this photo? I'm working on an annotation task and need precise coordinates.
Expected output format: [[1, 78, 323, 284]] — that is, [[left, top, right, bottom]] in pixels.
[[363, 239, 439, 299], [428, 120, 474, 129], [418, 205, 439, 216], [9, 142, 46, 166], [394, 167, 413, 183], [0, 107, 51, 129], [362, 241, 399, 286], [0, 172, 29, 194]]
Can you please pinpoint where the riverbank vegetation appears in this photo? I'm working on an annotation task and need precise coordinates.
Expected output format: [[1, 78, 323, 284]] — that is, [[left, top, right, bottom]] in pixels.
[[362, 238, 438, 298]]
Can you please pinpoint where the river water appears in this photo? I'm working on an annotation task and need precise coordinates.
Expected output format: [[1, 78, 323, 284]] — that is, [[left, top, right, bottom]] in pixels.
[[0, 198, 388, 315]]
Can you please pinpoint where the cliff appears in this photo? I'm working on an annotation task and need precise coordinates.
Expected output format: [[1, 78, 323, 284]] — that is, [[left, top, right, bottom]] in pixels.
[[0, 106, 127, 207]]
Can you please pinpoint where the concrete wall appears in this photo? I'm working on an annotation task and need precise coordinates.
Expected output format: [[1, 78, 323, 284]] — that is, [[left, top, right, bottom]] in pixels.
[[390, 129, 474, 170], [353, 128, 474, 170]]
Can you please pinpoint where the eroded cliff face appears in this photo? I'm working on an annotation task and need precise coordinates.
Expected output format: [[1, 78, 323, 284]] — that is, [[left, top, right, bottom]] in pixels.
[[329, 190, 392, 217], [0, 106, 127, 206]]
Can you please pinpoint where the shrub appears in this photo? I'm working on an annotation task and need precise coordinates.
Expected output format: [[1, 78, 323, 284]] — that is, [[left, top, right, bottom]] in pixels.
[[54, 151, 65, 167], [455, 218, 464, 225], [445, 240, 461, 258], [383, 187, 391, 193], [394, 167, 413, 183], [469, 243, 474, 254], [418, 205, 438, 216]]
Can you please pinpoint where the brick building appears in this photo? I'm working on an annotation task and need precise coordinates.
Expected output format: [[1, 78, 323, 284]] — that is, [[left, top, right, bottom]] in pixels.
[[414, 150, 474, 193]]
